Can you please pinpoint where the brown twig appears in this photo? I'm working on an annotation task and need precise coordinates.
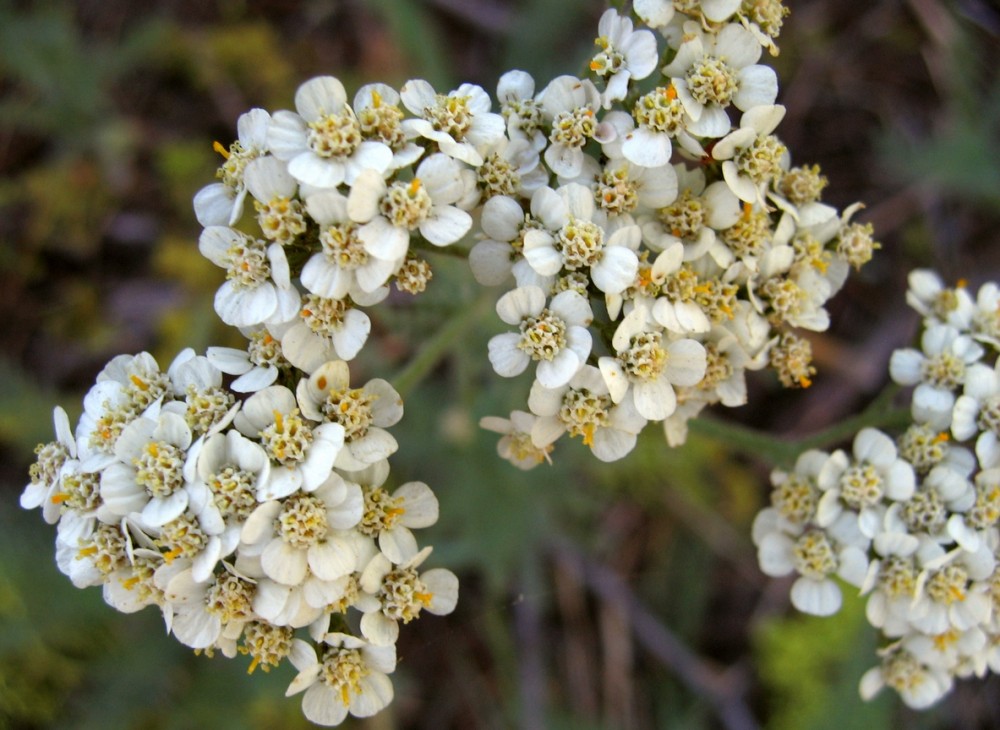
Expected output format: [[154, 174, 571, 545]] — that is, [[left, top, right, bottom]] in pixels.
[[549, 538, 760, 730]]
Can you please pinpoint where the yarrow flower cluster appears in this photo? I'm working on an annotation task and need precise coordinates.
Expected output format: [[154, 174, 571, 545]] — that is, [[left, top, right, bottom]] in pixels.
[[474, 2, 877, 466], [23, 351, 457, 726], [753, 270, 1000, 710]]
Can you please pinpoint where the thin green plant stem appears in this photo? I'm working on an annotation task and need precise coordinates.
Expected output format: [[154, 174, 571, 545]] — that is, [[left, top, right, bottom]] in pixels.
[[392, 292, 495, 398], [688, 384, 911, 467]]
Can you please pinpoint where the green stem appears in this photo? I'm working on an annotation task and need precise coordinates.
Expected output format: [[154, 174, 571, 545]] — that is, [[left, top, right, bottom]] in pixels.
[[392, 292, 494, 398], [688, 384, 911, 467]]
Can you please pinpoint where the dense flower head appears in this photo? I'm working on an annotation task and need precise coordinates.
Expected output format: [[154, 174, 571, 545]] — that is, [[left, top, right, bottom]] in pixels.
[[754, 267, 1000, 710]]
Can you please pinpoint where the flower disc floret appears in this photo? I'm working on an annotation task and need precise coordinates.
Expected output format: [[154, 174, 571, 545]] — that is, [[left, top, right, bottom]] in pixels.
[[159, 514, 208, 562], [426, 93, 474, 140], [621, 331, 668, 381], [277, 493, 330, 548], [320, 645, 369, 705], [259, 409, 315, 465], [224, 235, 272, 289], [517, 309, 568, 362], [902, 488, 946, 533], [241, 621, 293, 673], [301, 295, 350, 336], [633, 86, 686, 135], [771, 474, 817, 524], [255, 196, 307, 246], [209, 465, 259, 521], [322, 387, 375, 441], [735, 134, 786, 184], [307, 109, 363, 158], [792, 529, 837, 580], [56, 471, 101, 513], [921, 351, 966, 390], [380, 179, 433, 230], [559, 388, 612, 443], [134, 440, 186, 499], [378, 566, 432, 623], [839, 463, 884, 510], [558, 218, 604, 269], [205, 572, 256, 623], [550, 107, 597, 148], [358, 486, 405, 538], [686, 56, 739, 107]]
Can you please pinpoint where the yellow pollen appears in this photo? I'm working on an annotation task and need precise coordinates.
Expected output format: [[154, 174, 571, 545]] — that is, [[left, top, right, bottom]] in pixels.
[[957, 278, 968, 289], [666, 84, 678, 100], [415, 591, 433, 606], [949, 585, 966, 602], [582, 423, 596, 447], [934, 432, 950, 443], [122, 575, 141, 590], [340, 684, 350, 706], [77, 546, 99, 558], [933, 631, 957, 651], [247, 656, 261, 674], [50, 492, 69, 504], [590, 60, 602, 71], [798, 375, 813, 388], [385, 507, 406, 518], [741, 202, 753, 221], [147, 442, 159, 457], [317, 376, 327, 390], [130, 374, 150, 391], [301, 307, 312, 317], [372, 90, 382, 108], [213, 140, 231, 159], [163, 546, 184, 563], [408, 178, 422, 196], [273, 411, 285, 434], [812, 258, 829, 273]]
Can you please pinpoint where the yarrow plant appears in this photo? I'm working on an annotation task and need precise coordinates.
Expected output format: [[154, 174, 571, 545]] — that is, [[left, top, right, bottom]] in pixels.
[[25, 0, 983, 724]]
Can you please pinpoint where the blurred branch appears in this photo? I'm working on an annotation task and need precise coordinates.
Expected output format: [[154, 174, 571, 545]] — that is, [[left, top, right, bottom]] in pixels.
[[549, 538, 759, 730]]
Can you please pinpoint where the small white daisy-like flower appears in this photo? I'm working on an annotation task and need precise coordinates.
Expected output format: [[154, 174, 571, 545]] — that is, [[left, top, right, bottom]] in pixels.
[[815, 427, 916, 542], [589, 9, 659, 107], [352, 83, 424, 171], [207, 326, 291, 394], [538, 75, 614, 178], [521, 184, 640, 296], [303, 190, 400, 297], [194, 108, 271, 227], [267, 75, 394, 189], [859, 647, 954, 710], [233, 385, 345, 500], [527, 364, 647, 462], [488, 285, 593, 389], [281, 294, 372, 372], [98, 410, 194, 527], [890, 323, 985, 431], [199, 226, 301, 328], [400, 79, 505, 166], [240, 471, 363, 587], [358, 546, 459, 646], [711, 105, 787, 204], [158, 562, 257, 650], [22, 406, 78, 524], [348, 153, 473, 262], [905, 269, 974, 329], [951, 358, 1000, 467], [662, 21, 778, 138], [480, 411, 554, 469], [349, 460, 440, 565], [598, 306, 706, 421], [296, 360, 403, 472], [242, 156, 307, 247], [496, 70, 546, 149], [621, 83, 696, 168], [285, 633, 396, 727]]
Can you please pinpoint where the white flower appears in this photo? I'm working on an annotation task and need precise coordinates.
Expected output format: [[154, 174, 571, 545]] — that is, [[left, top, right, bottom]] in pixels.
[[348, 153, 473, 261], [711, 105, 787, 204], [815, 428, 916, 542], [400, 80, 505, 166], [488, 285, 593, 389], [496, 70, 546, 149], [267, 75, 393, 189], [207, 326, 291, 394], [285, 634, 396, 727], [233, 385, 345, 500], [521, 184, 640, 295], [589, 9, 659, 107], [468, 194, 531, 286], [352, 83, 424, 170], [303, 190, 401, 297], [240, 472, 363, 587], [952, 358, 1000, 466], [859, 648, 953, 709], [282, 294, 372, 372], [527, 365, 647, 462], [22, 406, 78, 523], [99, 410, 194, 527], [662, 21, 778, 138], [349, 460, 440, 565], [598, 306, 706, 421], [193, 108, 271, 227], [479, 411, 553, 469], [538, 75, 613, 178], [199, 226, 300, 328], [890, 323, 985, 431], [905, 268, 974, 329], [358, 547, 459, 646], [296, 360, 403, 471]]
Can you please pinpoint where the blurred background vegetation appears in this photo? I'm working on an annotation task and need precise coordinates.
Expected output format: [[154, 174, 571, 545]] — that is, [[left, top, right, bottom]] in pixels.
[[2, 0, 999, 728]]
